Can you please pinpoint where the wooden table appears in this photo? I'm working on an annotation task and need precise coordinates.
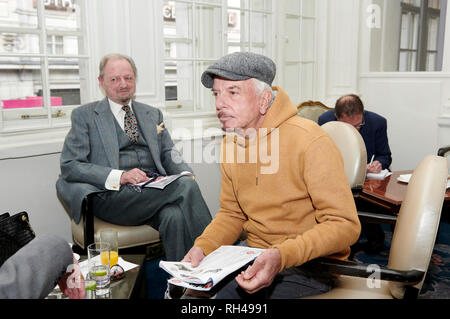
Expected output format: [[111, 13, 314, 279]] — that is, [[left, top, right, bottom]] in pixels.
[[357, 170, 450, 215]]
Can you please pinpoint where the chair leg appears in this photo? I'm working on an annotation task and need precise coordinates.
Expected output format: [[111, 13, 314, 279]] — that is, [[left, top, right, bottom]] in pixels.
[[83, 196, 95, 249], [71, 242, 86, 255]]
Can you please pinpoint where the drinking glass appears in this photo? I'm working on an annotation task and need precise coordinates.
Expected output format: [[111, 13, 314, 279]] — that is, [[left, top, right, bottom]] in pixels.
[[87, 242, 110, 298], [84, 277, 97, 299], [100, 228, 119, 266]]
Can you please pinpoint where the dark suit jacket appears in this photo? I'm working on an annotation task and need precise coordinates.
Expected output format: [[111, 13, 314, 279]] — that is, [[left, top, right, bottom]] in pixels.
[[318, 110, 392, 170], [56, 98, 191, 223]]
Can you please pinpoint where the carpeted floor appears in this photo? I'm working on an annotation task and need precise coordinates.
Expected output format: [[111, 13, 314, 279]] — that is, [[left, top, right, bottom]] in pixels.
[[144, 222, 450, 299]]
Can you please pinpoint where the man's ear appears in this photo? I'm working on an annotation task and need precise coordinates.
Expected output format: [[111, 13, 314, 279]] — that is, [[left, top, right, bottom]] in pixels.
[[98, 76, 104, 88], [259, 90, 272, 115]]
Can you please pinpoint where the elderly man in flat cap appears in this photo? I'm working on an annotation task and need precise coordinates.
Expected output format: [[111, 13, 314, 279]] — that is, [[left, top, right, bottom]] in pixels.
[[179, 52, 361, 299]]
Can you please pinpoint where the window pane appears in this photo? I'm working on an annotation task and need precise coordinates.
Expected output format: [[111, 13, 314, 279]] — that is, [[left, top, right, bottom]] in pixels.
[[48, 57, 81, 106], [301, 63, 314, 100], [163, 0, 274, 112], [227, 9, 242, 48], [0, 0, 38, 28], [47, 35, 63, 55], [428, 16, 439, 51], [0, 57, 47, 130], [399, 51, 409, 71], [46, 34, 81, 55], [251, 0, 272, 11], [0, 0, 87, 132], [428, 0, 441, 9], [250, 12, 270, 55], [399, 51, 417, 71], [283, 63, 301, 102], [0, 56, 86, 130], [426, 52, 437, 70], [196, 4, 222, 59], [165, 60, 177, 100], [410, 52, 417, 70], [402, 0, 421, 6], [164, 2, 193, 59], [166, 61, 194, 112], [229, 0, 248, 9], [301, 18, 315, 61], [412, 13, 419, 50], [0, 33, 39, 54], [227, 45, 241, 54], [399, 12, 420, 50], [0, 57, 42, 106], [302, 0, 315, 17], [196, 61, 216, 113], [285, 0, 300, 14], [229, 10, 249, 50], [44, 0, 81, 32], [284, 17, 301, 61]]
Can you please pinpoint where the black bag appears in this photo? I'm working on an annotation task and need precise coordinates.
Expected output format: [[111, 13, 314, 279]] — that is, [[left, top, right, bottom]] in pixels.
[[0, 212, 36, 267]]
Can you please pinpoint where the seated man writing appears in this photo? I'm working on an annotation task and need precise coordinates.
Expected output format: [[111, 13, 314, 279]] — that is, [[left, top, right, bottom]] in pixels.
[[318, 94, 393, 254], [318, 94, 392, 174], [180, 52, 361, 299]]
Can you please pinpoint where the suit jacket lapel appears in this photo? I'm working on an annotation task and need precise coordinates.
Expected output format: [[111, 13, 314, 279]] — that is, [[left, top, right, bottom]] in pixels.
[[133, 102, 163, 172], [94, 98, 120, 168]]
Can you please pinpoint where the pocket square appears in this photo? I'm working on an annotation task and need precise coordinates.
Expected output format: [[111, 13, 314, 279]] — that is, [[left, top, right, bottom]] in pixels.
[[157, 122, 165, 134]]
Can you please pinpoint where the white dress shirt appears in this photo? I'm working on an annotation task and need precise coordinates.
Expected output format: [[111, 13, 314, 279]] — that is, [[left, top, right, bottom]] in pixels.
[[104, 99, 134, 191]]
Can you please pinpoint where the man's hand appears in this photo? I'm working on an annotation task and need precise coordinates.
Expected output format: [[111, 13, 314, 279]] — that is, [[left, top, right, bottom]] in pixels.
[[235, 248, 281, 294], [120, 168, 149, 185], [58, 257, 85, 299], [181, 246, 206, 268], [366, 160, 382, 174]]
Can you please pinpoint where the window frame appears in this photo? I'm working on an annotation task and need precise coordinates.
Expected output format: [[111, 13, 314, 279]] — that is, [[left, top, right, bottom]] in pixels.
[[0, 0, 90, 134], [162, 0, 276, 118], [277, 0, 317, 103], [398, 0, 447, 71]]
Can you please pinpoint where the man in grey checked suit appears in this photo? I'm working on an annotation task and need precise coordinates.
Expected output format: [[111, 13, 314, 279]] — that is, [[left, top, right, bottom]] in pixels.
[[56, 53, 212, 261]]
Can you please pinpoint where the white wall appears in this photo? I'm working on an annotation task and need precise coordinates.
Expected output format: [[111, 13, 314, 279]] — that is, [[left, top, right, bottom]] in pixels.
[[0, 153, 72, 241], [360, 74, 450, 171]]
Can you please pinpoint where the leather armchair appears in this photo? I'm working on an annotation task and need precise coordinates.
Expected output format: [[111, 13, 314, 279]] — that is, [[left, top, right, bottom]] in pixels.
[[320, 121, 367, 191], [304, 155, 448, 299], [321, 121, 397, 225], [70, 194, 160, 252], [297, 101, 332, 123]]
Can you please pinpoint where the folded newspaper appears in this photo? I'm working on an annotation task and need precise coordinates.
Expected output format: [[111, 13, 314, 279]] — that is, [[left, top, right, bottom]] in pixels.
[[160, 245, 265, 291], [136, 171, 193, 190]]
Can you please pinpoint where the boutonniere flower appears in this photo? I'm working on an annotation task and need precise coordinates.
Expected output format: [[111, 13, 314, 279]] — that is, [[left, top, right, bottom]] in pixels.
[[157, 122, 165, 134]]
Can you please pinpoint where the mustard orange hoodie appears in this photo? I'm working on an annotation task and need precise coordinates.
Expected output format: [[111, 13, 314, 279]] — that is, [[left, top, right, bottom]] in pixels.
[[194, 87, 361, 270]]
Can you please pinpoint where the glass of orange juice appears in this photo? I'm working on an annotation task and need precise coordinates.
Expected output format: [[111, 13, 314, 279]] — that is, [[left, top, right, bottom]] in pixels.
[[100, 229, 119, 266]]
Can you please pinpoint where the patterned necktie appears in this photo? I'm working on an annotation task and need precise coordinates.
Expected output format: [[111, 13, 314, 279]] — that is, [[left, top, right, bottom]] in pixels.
[[122, 105, 139, 143]]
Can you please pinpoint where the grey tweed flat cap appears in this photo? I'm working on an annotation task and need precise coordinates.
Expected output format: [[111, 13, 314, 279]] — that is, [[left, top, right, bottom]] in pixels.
[[201, 52, 276, 88]]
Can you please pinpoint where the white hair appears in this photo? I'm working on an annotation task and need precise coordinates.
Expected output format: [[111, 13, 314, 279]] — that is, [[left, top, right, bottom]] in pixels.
[[252, 78, 271, 96]]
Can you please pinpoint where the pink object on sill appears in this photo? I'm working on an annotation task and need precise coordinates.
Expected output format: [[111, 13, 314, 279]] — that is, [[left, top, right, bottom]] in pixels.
[[2, 96, 63, 109]]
